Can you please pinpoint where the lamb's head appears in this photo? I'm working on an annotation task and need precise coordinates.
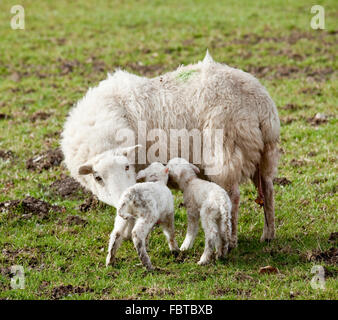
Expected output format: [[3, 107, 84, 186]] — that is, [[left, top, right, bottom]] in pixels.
[[78, 145, 141, 207], [167, 158, 200, 188], [136, 162, 169, 185]]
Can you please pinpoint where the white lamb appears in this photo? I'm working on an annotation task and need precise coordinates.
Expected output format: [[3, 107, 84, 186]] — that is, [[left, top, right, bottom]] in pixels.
[[106, 162, 179, 270], [167, 158, 232, 265]]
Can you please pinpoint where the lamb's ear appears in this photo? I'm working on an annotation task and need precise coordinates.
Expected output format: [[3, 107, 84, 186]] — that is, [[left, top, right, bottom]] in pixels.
[[78, 164, 93, 175], [189, 163, 200, 174], [164, 167, 169, 174], [118, 144, 142, 158], [136, 170, 146, 181]]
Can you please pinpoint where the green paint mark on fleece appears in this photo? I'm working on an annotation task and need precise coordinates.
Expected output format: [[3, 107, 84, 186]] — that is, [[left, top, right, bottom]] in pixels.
[[177, 69, 198, 82]]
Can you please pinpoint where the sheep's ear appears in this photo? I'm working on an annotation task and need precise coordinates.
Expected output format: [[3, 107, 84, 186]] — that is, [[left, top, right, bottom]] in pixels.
[[136, 170, 146, 181], [164, 167, 169, 174], [119, 144, 142, 157], [190, 163, 200, 174], [78, 164, 93, 175]]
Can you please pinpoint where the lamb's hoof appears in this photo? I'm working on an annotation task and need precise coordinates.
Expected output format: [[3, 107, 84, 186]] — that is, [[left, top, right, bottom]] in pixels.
[[197, 259, 209, 266], [105, 254, 114, 267], [228, 239, 238, 251], [147, 265, 155, 271], [180, 244, 190, 251]]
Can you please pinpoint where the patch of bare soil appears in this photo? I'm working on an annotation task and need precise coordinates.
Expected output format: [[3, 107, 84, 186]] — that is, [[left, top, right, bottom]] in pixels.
[[299, 87, 322, 96], [234, 271, 256, 282], [59, 59, 80, 75], [77, 195, 99, 212], [0, 196, 64, 220], [26, 148, 63, 172], [126, 62, 164, 77], [51, 284, 93, 300], [306, 247, 338, 265], [85, 57, 107, 73], [307, 113, 329, 126], [49, 175, 87, 199], [63, 215, 87, 226], [141, 286, 174, 297], [211, 287, 251, 298], [0, 150, 15, 160], [30, 111, 52, 122], [328, 232, 338, 242], [280, 103, 307, 111], [281, 116, 297, 125], [290, 159, 306, 167], [0, 113, 12, 120], [273, 177, 291, 186]]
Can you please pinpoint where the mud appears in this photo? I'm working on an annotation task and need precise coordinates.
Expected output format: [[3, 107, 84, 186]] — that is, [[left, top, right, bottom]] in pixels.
[[30, 111, 52, 122], [0, 150, 15, 160], [49, 175, 87, 199], [64, 215, 87, 226], [0, 196, 64, 220], [77, 195, 99, 212], [26, 148, 63, 172], [307, 247, 338, 265], [51, 284, 93, 299], [273, 177, 292, 186]]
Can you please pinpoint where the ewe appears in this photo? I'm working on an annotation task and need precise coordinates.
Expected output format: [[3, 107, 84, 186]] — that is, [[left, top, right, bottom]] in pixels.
[[106, 162, 179, 270], [168, 158, 232, 265], [61, 51, 280, 248]]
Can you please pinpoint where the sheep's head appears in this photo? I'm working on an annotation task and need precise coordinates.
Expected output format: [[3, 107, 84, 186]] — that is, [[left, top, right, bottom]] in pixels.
[[167, 158, 200, 186], [136, 162, 169, 185], [78, 145, 141, 207]]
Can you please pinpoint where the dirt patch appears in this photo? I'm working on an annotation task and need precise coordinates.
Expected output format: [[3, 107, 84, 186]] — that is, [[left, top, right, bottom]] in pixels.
[[307, 113, 329, 126], [0, 196, 64, 220], [49, 175, 87, 199], [234, 271, 256, 282], [126, 62, 164, 77], [59, 59, 80, 75], [141, 286, 175, 297], [77, 195, 99, 212], [299, 87, 322, 96], [30, 111, 52, 122], [63, 215, 87, 226], [328, 232, 338, 242], [306, 247, 338, 265], [211, 287, 251, 298], [1, 246, 40, 267], [307, 151, 317, 157], [273, 177, 291, 186], [290, 159, 306, 167], [0, 150, 15, 160], [281, 116, 297, 125], [26, 148, 63, 172], [280, 103, 307, 111], [51, 284, 93, 299], [0, 113, 12, 120]]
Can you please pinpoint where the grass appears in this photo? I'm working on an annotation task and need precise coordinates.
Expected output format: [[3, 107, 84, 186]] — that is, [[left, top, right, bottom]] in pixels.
[[0, 0, 337, 300]]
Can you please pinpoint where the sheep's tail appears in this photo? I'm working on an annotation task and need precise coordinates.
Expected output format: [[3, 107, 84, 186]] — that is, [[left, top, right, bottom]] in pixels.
[[219, 197, 232, 243]]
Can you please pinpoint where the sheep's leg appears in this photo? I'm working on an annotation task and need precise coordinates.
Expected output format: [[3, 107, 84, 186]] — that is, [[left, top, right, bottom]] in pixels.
[[217, 219, 229, 259], [260, 177, 275, 241], [198, 213, 217, 265], [180, 209, 200, 251], [228, 184, 240, 250], [162, 214, 180, 253], [132, 218, 155, 271], [106, 215, 128, 266]]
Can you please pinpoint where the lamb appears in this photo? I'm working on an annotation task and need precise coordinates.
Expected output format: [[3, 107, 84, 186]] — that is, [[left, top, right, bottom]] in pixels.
[[167, 158, 232, 265], [61, 51, 280, 248], [106, 162, 179, 270]]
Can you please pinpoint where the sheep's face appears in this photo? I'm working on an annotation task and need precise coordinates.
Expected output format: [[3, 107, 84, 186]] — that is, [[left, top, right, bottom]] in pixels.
[[167, 158, 200, 185], [78, 146, 140, 207], [136, 162, 169, 184]]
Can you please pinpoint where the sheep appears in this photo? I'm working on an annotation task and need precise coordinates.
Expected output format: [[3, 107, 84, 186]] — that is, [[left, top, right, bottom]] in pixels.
[[167, 158, 232, 265], [61, 51, 280, 249], [105, 162, 179, 270]]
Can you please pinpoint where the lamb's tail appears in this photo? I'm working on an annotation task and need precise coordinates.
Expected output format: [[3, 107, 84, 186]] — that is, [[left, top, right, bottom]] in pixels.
[[117, 193, 135, 220]]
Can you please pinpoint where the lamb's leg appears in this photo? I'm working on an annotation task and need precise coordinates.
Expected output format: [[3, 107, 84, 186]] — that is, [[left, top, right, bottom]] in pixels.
[[180, 209, 200, 251], [106, 215, 128, 266], [198, 213, 217, 265], [162, 213, 180, 253], [228, 184, 240, 250], [122, 218, 135, 240], [260, 177, 275, 241], [132, 218, 155, 271]]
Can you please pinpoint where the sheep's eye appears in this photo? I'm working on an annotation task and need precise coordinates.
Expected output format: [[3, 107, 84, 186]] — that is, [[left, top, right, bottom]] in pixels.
[[125, 165, 129, 171], [94, 174, 103, 183]]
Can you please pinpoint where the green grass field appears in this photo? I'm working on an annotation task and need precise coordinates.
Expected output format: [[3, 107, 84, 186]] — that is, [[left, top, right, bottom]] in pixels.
[[0, 0, 337, 300]]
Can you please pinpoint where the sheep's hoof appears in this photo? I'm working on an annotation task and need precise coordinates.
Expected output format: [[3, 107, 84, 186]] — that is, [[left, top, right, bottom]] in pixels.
[[260, 231, 275, 242]]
